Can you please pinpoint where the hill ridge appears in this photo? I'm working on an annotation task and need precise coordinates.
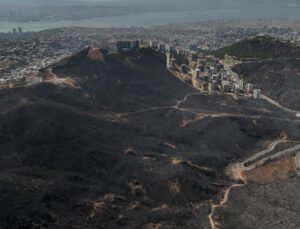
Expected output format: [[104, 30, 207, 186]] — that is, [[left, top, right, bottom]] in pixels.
[[212, 35, 300, 59]]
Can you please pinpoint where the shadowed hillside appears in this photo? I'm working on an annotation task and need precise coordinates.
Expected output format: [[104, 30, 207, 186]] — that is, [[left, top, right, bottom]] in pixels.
[[212, 36, 300, 59], [42, 47, 197, 113], [233, 59, 300, 110], [1, 47, 300, 228]]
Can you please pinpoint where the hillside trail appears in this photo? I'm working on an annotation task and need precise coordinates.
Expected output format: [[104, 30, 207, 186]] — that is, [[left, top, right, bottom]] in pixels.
[[118, 91, 207, 117], [174, 91, 206, 109], [207, 138, 299, 229], [241, 139, 289, 165], [208, 163, 247, 229]]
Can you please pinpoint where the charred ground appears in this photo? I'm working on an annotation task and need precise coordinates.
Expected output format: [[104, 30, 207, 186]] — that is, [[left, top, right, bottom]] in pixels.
[[0, 48, 300, 228], [211, 36, 300, 229], [233, 59, 300, 110], [212, 36, 300, 59]]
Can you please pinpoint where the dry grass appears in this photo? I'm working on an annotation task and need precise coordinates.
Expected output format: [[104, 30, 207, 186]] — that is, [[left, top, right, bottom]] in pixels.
[[87, 48, 105, 62], [180, 114, 207, 127], [142, 223, 162, 229], [252, 120, 257, 127], [151, 204, 169, 212], [164, 142, 176, 149], [47, 76, 80, 89], [89, 201, 107, 218], [45, 68, 81, 89], [244, 157, 294, 184], [129, 179, 146, 197], [123, 146, 136, 155], [225, 164, 245, 181], [280, 132, 288, 140], [129, 201, 141, 210], [170, 157, 183, 165], [168, 179, 181, 195]]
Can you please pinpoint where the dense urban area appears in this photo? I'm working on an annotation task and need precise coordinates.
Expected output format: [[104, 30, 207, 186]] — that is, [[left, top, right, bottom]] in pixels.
[[1, 20, 300, 88]]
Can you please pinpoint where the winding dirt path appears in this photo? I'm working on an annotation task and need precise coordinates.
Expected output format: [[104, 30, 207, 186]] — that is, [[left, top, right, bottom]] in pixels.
[[174, 91, 205, 109], [208, 139, 300, 229], [118, 91, 207, 117], [261, 94, 300, 117], [208, 164, 247, 229], [208, 183, 246, 229]]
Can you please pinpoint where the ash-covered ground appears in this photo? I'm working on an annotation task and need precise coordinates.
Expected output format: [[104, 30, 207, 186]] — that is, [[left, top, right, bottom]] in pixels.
[[0, 48, 299, 228]]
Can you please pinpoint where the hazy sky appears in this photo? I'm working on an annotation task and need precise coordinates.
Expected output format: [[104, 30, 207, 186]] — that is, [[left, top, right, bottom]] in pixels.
[[0, 0, 299, 32], [0, 0, 298, 10], [0, 0, 299, 13], [0, 0, 299, 4]]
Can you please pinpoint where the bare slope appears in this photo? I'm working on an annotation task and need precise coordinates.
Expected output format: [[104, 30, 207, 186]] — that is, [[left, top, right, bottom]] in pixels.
[[233, 59, 300, 110], [1, 48, 300, 228], [46, 48, 197, 113]]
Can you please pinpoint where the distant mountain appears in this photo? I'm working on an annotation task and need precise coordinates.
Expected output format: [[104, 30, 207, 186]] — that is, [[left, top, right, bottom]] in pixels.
[[212, 36, 300, 59]]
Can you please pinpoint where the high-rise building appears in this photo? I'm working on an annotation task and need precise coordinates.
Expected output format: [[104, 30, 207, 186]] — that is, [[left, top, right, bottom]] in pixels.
[[171, 58, 176, 69], [116, 40, 139, 51], [129, 40, 140, 49], [18, 27, 23, 34], [166, 52, 171, 69], [239, 79, 244, 90], [181, 65, 189, 74], [222, 81, 231, 92], [149, 40, 153, 48], [253, 89, 261, 99], [149, 40, 158, 49], [12, 28, 17, 35], [108, 41, 118, 52], [194, 68, 201, 78], [157, 43, 162, 51], [166, 44, 171, 53], [245, 83, 254, 93], [117, 41, 131, 51]]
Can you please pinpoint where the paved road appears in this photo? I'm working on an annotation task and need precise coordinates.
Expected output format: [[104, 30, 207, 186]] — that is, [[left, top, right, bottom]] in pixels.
[[261, 94, 300, 116], [238, 140, 300, 171], [209, 141, 300, 228], [174, 91, 205, 109], [241, 58, 300, 63], [295, 152, 300, 175], [225, 63, 300, 118], [240, 140, 289, 164]]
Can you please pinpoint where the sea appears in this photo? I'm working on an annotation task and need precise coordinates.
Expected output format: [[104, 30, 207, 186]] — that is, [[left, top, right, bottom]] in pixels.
[[0, 7, 300, 33]]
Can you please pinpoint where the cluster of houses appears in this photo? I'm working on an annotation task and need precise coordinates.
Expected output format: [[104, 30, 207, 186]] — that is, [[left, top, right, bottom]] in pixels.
[[96, 40, 140, 52], [95, 38, 262, 99], [154, 41, 262, 99], [188, 60, 261, 99]]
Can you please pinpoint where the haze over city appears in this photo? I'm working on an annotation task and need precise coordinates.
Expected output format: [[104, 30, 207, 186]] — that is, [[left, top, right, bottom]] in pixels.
[[0, 0, 300, 228], [0, 0, 299, 32]]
